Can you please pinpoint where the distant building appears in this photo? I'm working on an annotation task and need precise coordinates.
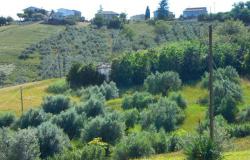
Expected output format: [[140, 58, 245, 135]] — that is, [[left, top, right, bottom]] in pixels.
[[154, 10, 158, 18], [53, 8, 81, 19], [97, 63, 111, 81], [183, 7, 208, 19], [130, 14, 145, 21], [98, 11, 119, 20]]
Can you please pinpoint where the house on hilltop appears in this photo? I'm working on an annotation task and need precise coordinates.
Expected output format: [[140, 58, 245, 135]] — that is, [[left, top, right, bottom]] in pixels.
[[183, 7, 208, 19], [53, 8, 82, 19], [97, 11, 119, 20], [130, 14, 145, 21]]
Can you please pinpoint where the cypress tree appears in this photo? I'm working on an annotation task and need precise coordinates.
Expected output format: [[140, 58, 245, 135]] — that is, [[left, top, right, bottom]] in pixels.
[[157, 0, 169, 20], [145, 6, 151, 20]]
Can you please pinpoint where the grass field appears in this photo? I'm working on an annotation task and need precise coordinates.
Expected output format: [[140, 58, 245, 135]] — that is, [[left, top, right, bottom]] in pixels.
[[0, 23, 65, 84], [0, 79, 58, 116]]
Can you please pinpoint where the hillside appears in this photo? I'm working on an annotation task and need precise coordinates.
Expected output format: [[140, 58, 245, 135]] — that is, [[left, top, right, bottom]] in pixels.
[[0, 23, 65, 85]]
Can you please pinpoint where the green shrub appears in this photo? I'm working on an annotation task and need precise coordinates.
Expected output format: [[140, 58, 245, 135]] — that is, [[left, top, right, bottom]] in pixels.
[[82, 114, 124, 144], [81, 145, 106, 160], [144, 71, 182, 96], [42, 95, 71, 114], [100, 81, 119, 100], [67, 63, 105, 88], [48, 150, 82, 160], [237, 107, 250, 122], [184, 135, 223, 160], [227, 123, 250, 138], [150, 130, 168, 154], [37, 122, 71, 158], [0, 113, 15, 128], [52, 109, 86, 139], [47, 80, 69, 94], [112, 132, 154, 160], [141, 98, 185, 132], [122, 92, 155, 110], [76, 97, 104, 118], [16, 109, 50, 129], [0, 128, 41, 160], [169, 93, 187, 109], [123, 109, 140, 129], [219, 96, 239, 123], [9, 128, 41, 160]]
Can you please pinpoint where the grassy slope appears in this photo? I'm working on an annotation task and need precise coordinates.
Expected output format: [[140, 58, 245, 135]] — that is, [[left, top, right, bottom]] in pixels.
[[0, 78, 249, 158], [0, 79, 58, 116], [0, 23, 65, 84]]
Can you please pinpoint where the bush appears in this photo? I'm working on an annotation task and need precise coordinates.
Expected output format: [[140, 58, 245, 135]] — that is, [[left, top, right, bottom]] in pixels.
[[77, 97, 104, 118], [53, 109, 86, 139], [16, 109, 50, 129], [42, 95, 71, 114], [219, 96, 239, 123], [80, 81, 119, 101], [37, 122, 71, 158], [0, 113, 15, 128], [82, 114, 124, 144], [122, 92, 155, 110], [112, 132, 154, 160], [227, 123, 250, 138], [67, 63, 105, 88], [237, 107, 250, 122], [81, 145, 106, 160], [9, 128, 41, 160], [141, 98, 185, 132], [123, 109, 140, 129], [47, 80, 69, 94], [144, 71, 182, 96], [184, 135, 223, 160], [100, 81, 119, 100], [0, 128, 41, 160], [150, 130, 168, 154], [169, 93, 187, 109]]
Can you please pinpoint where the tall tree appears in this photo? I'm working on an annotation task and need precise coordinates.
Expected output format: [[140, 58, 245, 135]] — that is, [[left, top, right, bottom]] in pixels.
[[157, 0, 169, 20], [145, 6, 151, 20]]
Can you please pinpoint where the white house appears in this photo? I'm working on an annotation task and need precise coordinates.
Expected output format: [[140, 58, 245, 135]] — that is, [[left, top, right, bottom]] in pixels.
[[97, 11, 119, 20], [130, 14, 145, 21], [53, 8, 81, 19], [97, 63, 111, 81], [183, 7, 208, 19]]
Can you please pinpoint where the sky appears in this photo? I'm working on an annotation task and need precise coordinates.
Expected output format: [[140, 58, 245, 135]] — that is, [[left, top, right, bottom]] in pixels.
[[0, 0, 248, 20]]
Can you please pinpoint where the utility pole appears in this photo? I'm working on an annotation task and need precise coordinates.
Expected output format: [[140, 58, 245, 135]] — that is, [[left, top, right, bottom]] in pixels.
[[20, 86, 24, 115], [209, 25, 214, 140]]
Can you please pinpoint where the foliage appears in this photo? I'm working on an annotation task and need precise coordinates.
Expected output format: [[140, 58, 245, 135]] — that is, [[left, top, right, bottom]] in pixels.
[[202, 66, 242, 122], [42, 95, 71, 114], [0, 113, 15, 128], [67, 63, 105, 88], [140, 98, 185, 132], [144, 71, 182, 96], [184, 134, 223, 160], [82, 114, 124, 144], [122, 109, 140, 129], [237, 107, 250, 122], [77, 97, 104, 118], [227, 123, 250, 138], [0, 128, 40, 160], [100, 81, 119, 100], [37, 122, 71, 158], [122, 92, 156, 110], [52, 108, 86, 139], [112, 132, 155, 160], [81, 144, 106, 160], [169, 93, 187, 109], [47, 80, 69, 94], [9, 128, 41, 160], [16, 109, 50, 129]]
